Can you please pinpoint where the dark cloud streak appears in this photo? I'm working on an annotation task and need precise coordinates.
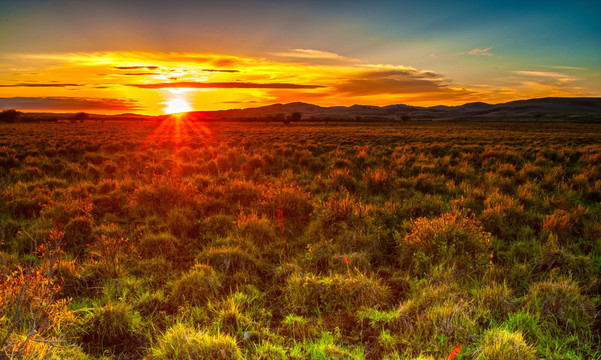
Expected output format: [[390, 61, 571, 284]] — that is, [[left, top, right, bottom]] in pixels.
[[129, 81, 324, 89], [202, 69, 240, 73], [0, 83, 83, 87], [0, 96, 143, 111], [113, 66, 159, 70]]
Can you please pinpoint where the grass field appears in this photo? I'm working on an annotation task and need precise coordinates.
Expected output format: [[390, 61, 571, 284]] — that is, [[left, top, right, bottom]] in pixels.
[[1, 119, 600, 359]]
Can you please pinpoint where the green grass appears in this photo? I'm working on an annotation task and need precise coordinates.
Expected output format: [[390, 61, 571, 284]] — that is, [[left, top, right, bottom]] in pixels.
[[0, 120, 600, 358]]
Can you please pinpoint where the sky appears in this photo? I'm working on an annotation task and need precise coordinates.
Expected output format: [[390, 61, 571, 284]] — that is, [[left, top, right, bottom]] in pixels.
[[0, 0, 600, 115]]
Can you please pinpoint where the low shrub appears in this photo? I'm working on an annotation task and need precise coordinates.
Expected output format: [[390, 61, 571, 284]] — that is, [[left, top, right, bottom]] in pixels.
[[398, 211, 493, 275], [147, 323, 243, 360]]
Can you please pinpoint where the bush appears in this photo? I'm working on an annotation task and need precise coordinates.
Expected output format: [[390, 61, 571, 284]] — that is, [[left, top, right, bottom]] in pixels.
[[147, 323, 242, 360], [398, 211, 492, 275]]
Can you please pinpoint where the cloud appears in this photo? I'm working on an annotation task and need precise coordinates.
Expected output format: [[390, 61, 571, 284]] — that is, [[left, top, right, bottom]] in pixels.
[[129, 81, 324, 89], [0, 83, 83, 87], [546, 65, 585, 70], [332, 68, 451, 96], [122, 73, 157, 76], [468, 47, 493, 56], [222, 100, 259, 104], [430, 53, 443, 57], [273, 49, 357, 62], [202, 69, 240, 73], [514, 70, 578, 83], [113, 66, 159, 70], [0, 97, 143, 111]]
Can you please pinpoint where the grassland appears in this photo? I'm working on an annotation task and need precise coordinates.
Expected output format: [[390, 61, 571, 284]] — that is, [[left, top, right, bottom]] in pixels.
[[1, 119, 600, 359]]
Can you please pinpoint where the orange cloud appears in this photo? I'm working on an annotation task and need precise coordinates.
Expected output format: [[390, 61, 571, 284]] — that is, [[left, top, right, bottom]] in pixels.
[[468, 47, 493, 56], [129, 81, 325, 89]]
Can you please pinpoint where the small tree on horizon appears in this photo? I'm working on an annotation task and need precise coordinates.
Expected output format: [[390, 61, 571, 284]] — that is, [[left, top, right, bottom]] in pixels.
[[284, 112, 302, 124], [0, 109, 21, 123], [71, 112, 89, 123]]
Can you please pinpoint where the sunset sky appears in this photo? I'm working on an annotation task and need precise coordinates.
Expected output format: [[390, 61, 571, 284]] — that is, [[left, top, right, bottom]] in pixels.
[[1, 0, 600, 114]]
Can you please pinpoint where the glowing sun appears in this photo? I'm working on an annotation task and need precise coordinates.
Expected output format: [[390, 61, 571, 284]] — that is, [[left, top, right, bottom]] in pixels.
[[164, 98, 192, 114]]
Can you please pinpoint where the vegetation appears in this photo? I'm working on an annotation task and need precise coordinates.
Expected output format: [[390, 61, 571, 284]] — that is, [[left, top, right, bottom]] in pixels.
[[0, 119, 600, 358]]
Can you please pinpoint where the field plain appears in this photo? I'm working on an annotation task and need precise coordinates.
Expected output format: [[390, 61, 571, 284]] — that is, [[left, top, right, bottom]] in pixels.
[[1, 119, 600, 359]]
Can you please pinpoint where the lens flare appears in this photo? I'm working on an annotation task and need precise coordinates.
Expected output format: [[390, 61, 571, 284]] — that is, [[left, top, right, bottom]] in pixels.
[[163, 98, 192, 114]]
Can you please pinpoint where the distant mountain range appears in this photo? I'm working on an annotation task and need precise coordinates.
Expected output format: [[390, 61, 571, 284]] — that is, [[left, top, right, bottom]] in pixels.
[[181, 97, 601, 122], [19, 97, 601, 122]]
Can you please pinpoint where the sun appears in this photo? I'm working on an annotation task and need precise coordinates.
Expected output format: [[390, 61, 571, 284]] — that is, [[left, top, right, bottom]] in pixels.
[[163, 98, 192, 114]]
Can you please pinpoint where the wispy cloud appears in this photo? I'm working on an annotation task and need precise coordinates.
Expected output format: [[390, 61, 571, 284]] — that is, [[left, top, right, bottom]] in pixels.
[[0, 97, 142, 111], [272, 49, 357, 62], [514, 70, 578, 83], [129, 81, 324, 89], [113, 66, 159, 70], [546, 65, 585, 71], [202, 69, 240, 73], [0, 83, 83, 87], [468, 47, 493, 56]]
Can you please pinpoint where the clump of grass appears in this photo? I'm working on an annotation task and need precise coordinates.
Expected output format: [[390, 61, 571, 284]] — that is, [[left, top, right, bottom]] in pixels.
[[63, 216, 94, 253], [523, 278, 595, 337], [295, 331, 364, 359], [536, 235, 593, 283], [147, 323, 242, 360], [480, 192, 526, 240], [209, 295, 256, 336], [199, 214, 236, 238], [237, 212, 277, 247], [80, 301, 144, 355], [166, 206, 199, 238], [196, 245, 267, 289], [398, 211, 492, 275], [542, 205, 588, 242], [282, 273, 391, 316], [129, 176, 199, 216], [473, 328, 537, 360], [169, 265, 221, 307], [251, 341, 288, 359], [328, 167, 357, 192], [137, 232, 184, 263], [280, 314, 317, 340], [472, 282, 517, 324], [224, 179, 262, 206]]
